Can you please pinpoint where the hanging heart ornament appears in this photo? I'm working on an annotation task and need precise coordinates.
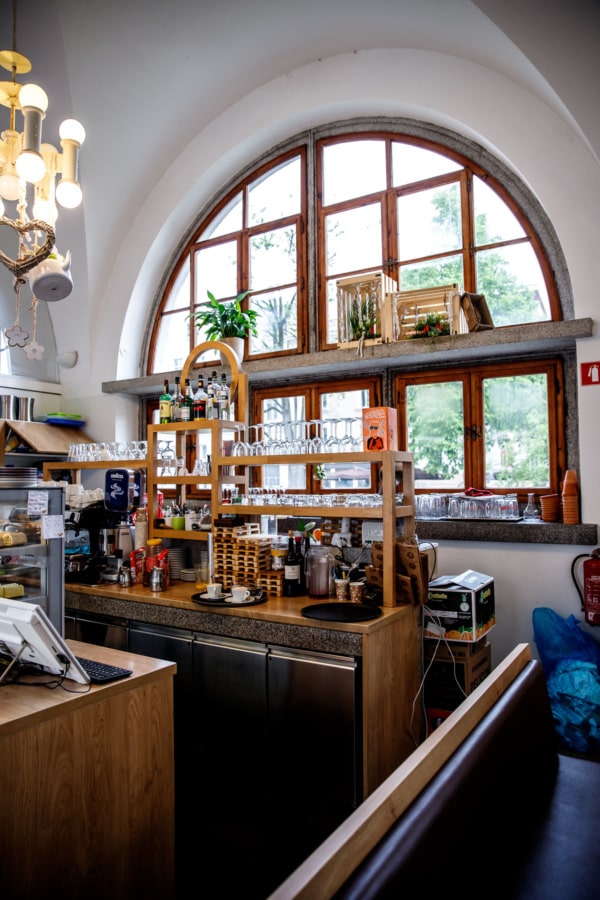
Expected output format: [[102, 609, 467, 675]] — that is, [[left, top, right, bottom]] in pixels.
[[0, 216, 55, 280]]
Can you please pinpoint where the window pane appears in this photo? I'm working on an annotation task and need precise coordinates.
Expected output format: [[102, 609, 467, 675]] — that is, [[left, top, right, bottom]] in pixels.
[[320, 389, 371, 488], [261, 395, 307, 490], [164, 265, 190, 312], [476, 243, 550, 325], [322, 140, 386, 205], [249, 286, 297, 354], [199, 192, 243, 240], [399, 254, 463, 290], [250, 225, 297, 291], [473, 177, 525, 243], [326, 279, 339, 345], [392, 142, 461, 187], [398, 183, 462, 261], [406, 382, 465, 488], [194, 242, 238, 303], [153, 310, 192, 372], [248, 157, 301, 225], [325, 203, 382, 275], [484, 374, 550, 488]]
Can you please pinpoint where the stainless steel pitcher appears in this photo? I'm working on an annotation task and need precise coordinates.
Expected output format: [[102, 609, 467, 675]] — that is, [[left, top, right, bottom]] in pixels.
[[305, 546, 333, 597]]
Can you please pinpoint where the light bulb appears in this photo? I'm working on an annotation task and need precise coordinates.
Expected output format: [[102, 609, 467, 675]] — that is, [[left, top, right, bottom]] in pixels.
[[32, 196, 58, 225], [59, 118, 86, 146], [0, 171, 20, 201], [56, 179, 82, 209], [19, 83, 48, 113], [16, 149, 45, 183]]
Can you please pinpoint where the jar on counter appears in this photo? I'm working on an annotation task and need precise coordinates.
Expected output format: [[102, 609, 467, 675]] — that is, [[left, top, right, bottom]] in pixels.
[[144, 538, 163, 585]]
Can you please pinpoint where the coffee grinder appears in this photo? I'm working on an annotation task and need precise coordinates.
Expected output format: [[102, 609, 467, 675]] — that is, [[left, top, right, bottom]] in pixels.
[[99, 469, 143, 582]]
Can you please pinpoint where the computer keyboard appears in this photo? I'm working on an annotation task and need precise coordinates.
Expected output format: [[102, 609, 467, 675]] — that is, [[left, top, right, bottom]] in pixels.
[[75, 656, 133, 684]]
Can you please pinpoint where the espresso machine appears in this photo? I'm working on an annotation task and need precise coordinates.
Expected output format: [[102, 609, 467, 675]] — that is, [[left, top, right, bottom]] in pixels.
[[64, 469, 142, 584]]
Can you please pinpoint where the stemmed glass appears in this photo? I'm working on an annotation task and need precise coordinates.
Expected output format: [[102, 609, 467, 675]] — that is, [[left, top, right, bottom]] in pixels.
[[340, 417, 357, 450], [248, 424, 263, 455], [324, 418, 341, 452], [232, 425, 251, 456], [309, 419, 325, 453], [157, 440, 175, 476]]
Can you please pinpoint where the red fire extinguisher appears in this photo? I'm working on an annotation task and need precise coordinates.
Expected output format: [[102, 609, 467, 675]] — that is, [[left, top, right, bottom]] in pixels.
[[571, 548, 600, 625]]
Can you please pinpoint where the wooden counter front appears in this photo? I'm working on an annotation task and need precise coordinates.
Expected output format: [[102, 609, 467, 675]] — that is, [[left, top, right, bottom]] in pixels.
[[0, 641, 176, 900]]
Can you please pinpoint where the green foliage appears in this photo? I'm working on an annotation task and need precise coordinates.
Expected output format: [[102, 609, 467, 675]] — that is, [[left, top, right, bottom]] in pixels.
[[190, 290, 258, 339], [410, 312, 450, 339], [348, 294, 379, 340]]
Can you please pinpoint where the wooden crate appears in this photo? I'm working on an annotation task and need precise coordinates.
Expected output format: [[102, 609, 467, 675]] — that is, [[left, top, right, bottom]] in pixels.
[[336, 271, 398, 348], [392, 284, 464, 340], [256, 570, 285, 598], [212, 525, 273, 589]]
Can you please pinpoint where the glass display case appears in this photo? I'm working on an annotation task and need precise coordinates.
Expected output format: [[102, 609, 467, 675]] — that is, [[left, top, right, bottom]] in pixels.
[[0, 485, 65, 633]]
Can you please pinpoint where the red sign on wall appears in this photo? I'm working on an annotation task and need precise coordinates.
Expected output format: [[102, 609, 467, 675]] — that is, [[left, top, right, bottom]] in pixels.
[[581, 362, 600, 386]]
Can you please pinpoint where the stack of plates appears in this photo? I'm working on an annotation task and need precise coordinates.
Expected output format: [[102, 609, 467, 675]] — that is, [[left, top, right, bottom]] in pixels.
[[0, 467, 39, 487], [180, 568, 196, 582], [168, 547, 186, 580]]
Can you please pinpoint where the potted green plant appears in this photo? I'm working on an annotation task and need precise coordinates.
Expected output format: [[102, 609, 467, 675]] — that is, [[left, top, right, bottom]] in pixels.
[[410, 312, 450, 340], [190, 290, 259, 362]]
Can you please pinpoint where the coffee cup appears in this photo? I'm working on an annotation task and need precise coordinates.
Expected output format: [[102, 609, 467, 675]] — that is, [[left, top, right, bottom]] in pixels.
[[172, 516, 185, 530], [349, 581, 365, 603], [230, 585, 251, 603], [207, 583, 223, 599]]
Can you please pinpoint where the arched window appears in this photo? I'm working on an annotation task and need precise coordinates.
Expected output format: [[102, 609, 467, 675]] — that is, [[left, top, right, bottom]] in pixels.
[[146, 120, 572, 503], [147, 123, 562, 372]]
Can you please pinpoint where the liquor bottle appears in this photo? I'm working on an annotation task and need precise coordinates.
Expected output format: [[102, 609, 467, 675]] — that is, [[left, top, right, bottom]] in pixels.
[[193, 376, 207, 420], [171, 375, 183, 422], [218, 372, 230, 420], [206, 370, 218, 419], [284, 529, 302, 597], [180, 378, 194, 422], [159, 379, 172, 424]]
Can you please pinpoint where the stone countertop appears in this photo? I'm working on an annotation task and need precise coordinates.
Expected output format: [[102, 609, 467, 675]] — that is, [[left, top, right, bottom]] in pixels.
[[64, 581, 413, 656], [416, 518, 597, 545]]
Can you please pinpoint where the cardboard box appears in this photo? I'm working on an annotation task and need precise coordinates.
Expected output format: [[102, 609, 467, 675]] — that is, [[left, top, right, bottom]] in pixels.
[[424, 641, 492, 710], [424, 636, 488, 662], [362, 407, 398, 451], [424, 570, 495, 642]]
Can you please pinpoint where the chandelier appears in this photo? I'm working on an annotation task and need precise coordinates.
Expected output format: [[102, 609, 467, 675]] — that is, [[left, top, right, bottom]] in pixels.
[[0, 1, 85, 357]]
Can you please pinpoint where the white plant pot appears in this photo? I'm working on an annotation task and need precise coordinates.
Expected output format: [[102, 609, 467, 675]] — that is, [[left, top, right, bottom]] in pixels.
[[219, 336, 244, 365]]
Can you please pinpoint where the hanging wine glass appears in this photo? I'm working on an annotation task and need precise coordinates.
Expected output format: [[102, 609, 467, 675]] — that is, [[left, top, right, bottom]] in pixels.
[[310, 419, 325, 453], [232, 425, 250, 456], [324, 417, 341, 452]]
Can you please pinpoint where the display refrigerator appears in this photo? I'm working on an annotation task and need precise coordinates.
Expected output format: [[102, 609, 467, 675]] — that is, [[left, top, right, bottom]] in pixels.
[[0, 482, 65, 634]]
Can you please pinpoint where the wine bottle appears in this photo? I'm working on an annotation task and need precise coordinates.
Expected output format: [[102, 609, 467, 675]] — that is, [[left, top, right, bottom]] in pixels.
[[284, 529, 301, 596], [159, 379, 172, 424]]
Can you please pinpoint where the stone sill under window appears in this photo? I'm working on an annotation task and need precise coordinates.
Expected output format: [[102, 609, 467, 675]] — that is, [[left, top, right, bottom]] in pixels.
[[416, 519, 598, 546]]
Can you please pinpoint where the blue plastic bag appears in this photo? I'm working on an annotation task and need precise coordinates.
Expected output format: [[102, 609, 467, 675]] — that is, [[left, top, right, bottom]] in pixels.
[[532, 607, 600, 754]]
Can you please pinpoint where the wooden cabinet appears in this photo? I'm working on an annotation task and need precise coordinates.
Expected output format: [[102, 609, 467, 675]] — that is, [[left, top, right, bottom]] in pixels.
[[0, 641, 176, 900]]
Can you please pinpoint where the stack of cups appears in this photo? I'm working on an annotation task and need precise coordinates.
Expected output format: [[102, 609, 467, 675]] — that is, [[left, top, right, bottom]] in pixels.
[[561, 469, 580, 525], [540, 494, 560, 522]]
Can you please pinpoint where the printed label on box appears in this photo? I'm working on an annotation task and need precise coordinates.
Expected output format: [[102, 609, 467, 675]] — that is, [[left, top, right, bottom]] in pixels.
[[362, 407, 398, 451]]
